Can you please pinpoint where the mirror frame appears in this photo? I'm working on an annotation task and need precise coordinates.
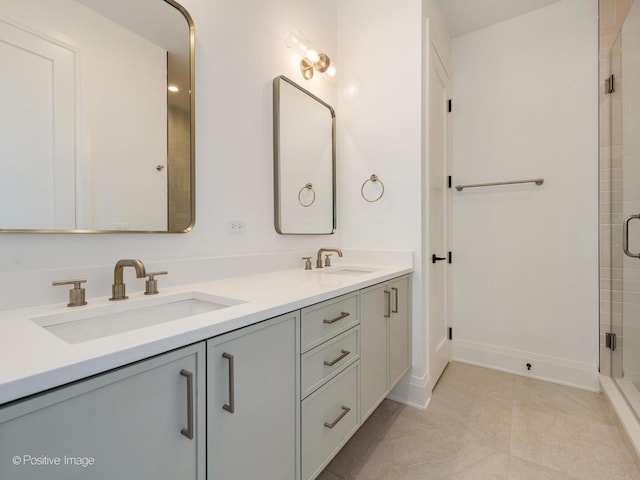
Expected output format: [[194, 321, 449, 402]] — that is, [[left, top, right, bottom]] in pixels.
[[0, 0, 196, 234], [273, 75, 336, 235]]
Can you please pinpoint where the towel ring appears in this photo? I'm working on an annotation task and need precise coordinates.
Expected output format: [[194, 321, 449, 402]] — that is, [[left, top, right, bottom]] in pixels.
[[298, 183, 316, 207], [361, 174, 384, 203]]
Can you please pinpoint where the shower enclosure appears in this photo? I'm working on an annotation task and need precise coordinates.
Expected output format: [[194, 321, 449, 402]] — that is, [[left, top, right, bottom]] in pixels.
[[603, 0, 640, 418]]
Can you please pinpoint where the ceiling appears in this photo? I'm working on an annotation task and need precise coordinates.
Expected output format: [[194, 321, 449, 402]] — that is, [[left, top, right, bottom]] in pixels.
[[437, 0, 563, 38]]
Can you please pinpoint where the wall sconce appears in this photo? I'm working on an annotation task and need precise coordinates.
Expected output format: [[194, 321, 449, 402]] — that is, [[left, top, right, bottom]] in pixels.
[[285, 29, 336, 80]]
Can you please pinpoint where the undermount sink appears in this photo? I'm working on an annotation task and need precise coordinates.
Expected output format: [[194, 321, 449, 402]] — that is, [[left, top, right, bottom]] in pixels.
[[31, 292, 246, 344], [320, 267, 376, 276]]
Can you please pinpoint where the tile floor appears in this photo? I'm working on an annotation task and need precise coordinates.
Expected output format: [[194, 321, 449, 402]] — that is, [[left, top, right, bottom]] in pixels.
[[318, 362, 640, 480]]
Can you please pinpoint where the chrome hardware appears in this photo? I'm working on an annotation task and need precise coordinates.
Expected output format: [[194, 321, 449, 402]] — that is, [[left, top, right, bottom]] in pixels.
[[324, 254, 333, 267], [222, 353, 235, 414], [316, 247, 343, 269], [324, 350, 350, 367], [52, 279, 87, 307], [324, 406, 351, 429], [361, 174, 385, 203], [302, 257, 312, 270], [298, 183, 316, 207], [144, 271, 168, 295], [606, 74, 615, 94], [455, 178, 544, 192], [109, 259, 146, 301], [432, 254, 446, 264], [180, 369, 194, 439], [392, 287, 399, 313], [384, 290, 391, 318], [323, 312, 350, 324], [624, 214, 640, 258]]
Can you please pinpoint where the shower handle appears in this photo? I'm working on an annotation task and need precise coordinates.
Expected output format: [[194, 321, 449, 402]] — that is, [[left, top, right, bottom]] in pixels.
[[623, 214, 640, 258]]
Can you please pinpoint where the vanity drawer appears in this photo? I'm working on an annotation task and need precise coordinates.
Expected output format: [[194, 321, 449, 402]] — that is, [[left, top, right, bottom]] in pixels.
[[301, 326, 359, 399], [302, 362, 359, 480], [301, 293, 359, 352]]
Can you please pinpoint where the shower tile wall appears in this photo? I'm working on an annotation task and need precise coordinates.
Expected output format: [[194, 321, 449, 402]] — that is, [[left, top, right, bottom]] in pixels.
[[168, 105, 191, 231], [600, 0, 631, 377]]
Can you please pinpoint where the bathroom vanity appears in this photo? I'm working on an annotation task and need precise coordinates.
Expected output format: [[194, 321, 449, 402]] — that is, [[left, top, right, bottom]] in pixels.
[[0, 264, 411, 480]]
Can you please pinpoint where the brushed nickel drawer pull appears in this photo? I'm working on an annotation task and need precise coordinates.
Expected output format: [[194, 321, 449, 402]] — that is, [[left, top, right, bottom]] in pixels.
[[324, 405, 351, 429], [384, 290, 391, 318], [323, 312, 350, 324], [323, 350, 350, 367], [180, 369, 194, 439], [392, 287, 399, 313], [222, 353, 235, 413]]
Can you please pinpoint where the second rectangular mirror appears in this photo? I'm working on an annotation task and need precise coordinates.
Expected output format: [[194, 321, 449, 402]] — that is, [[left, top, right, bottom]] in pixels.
[[273, 76, 336, 235]]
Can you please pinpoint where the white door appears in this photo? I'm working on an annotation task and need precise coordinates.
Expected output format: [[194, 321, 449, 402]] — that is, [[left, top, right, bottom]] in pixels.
[[0, 19, 76, 229], [428, 43, 453, 388]]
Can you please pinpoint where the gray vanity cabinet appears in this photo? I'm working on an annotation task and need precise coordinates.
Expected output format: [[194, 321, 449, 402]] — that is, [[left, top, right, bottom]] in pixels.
[[0, 343, 206, 480], [207, 312, 299, 480], [360, 275, 412, 422]]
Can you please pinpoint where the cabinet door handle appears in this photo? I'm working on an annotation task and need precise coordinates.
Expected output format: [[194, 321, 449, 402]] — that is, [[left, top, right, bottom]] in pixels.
[[323, 350, 350, 367], [384, 290, 391, 318], [324, 405, 351, 429], [180, 369, 194, 440], [392, 287, 399, 314], [323, 312, 350, 324], [222, 353, 235, 414]]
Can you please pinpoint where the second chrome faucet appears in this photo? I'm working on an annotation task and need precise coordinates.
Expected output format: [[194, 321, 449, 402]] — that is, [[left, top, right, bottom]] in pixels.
[[315, 248, 343, 269], [109, 259, 147, 301]]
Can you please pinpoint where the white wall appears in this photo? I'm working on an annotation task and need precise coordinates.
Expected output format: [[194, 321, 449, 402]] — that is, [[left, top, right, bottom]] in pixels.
[[0, 0, 340, 273], [451, 0, 599, 390], [337, 0, 450, 407]]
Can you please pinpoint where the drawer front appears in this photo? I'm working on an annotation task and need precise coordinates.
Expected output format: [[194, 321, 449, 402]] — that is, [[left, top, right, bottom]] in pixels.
[[302, 326, 359, 399], [301, 293, 359, 352], [302, 362, 359, 480]]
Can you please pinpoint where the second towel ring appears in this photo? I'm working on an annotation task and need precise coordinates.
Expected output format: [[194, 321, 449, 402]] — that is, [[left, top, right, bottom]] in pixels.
[[361, 174, 385, 203], [298, 183, 316, 207]]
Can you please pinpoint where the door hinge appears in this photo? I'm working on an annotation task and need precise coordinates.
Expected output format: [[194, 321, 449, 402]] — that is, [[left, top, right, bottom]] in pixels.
[[448, 99, 452, 112], [448, 176, 452, 189], [448, 251, 452, 264], [448, 327, 453, 340], [606, 74, 615, 94], [606, 332, 617, 351]]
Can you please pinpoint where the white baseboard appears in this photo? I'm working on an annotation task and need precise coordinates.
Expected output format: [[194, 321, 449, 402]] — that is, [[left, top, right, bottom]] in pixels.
[[387, 369, 431, 409], [453, 338, 600, 392]]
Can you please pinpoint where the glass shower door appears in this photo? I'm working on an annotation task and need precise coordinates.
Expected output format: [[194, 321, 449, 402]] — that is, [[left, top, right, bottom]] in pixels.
[[612, 1, 640, 417]]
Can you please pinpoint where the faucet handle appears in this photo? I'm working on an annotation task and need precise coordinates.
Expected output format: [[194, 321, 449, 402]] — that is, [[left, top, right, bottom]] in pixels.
[[324, 254, 333, 267], [52, 279, 87, 307], [302, 257, 312, 270], [144, 271, 168, 295]]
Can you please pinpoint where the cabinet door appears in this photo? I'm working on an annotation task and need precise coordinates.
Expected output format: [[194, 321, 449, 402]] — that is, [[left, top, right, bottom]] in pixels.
[[0, 344, 206, 480], [359, 282, 389, 422], [389, 275, 411, 388], [207, 313, 298, 480]]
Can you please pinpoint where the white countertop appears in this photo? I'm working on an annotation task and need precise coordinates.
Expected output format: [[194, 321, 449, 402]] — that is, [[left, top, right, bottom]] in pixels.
[[0, 263, 412, 405]]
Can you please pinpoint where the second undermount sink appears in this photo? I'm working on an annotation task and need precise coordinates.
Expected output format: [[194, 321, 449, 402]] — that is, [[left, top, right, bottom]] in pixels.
[[320, 267, 376, 276], [31, 292, 246, 344]]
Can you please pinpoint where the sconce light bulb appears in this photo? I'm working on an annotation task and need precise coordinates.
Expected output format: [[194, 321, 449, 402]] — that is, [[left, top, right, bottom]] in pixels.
[[168, 85, 179, 93], [326, 65, 337, 77], [306, 49, 320, 63]]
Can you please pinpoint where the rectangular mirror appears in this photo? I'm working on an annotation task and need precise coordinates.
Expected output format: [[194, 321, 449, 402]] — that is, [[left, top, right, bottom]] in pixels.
[[0, 0, 194, 233], [273, 76, 336, 235]]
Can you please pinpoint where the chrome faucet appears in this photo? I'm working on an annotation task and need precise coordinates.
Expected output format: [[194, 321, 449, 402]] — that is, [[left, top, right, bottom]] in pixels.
[[109, 259, 147, 301], [316, 248, 343, 269]]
